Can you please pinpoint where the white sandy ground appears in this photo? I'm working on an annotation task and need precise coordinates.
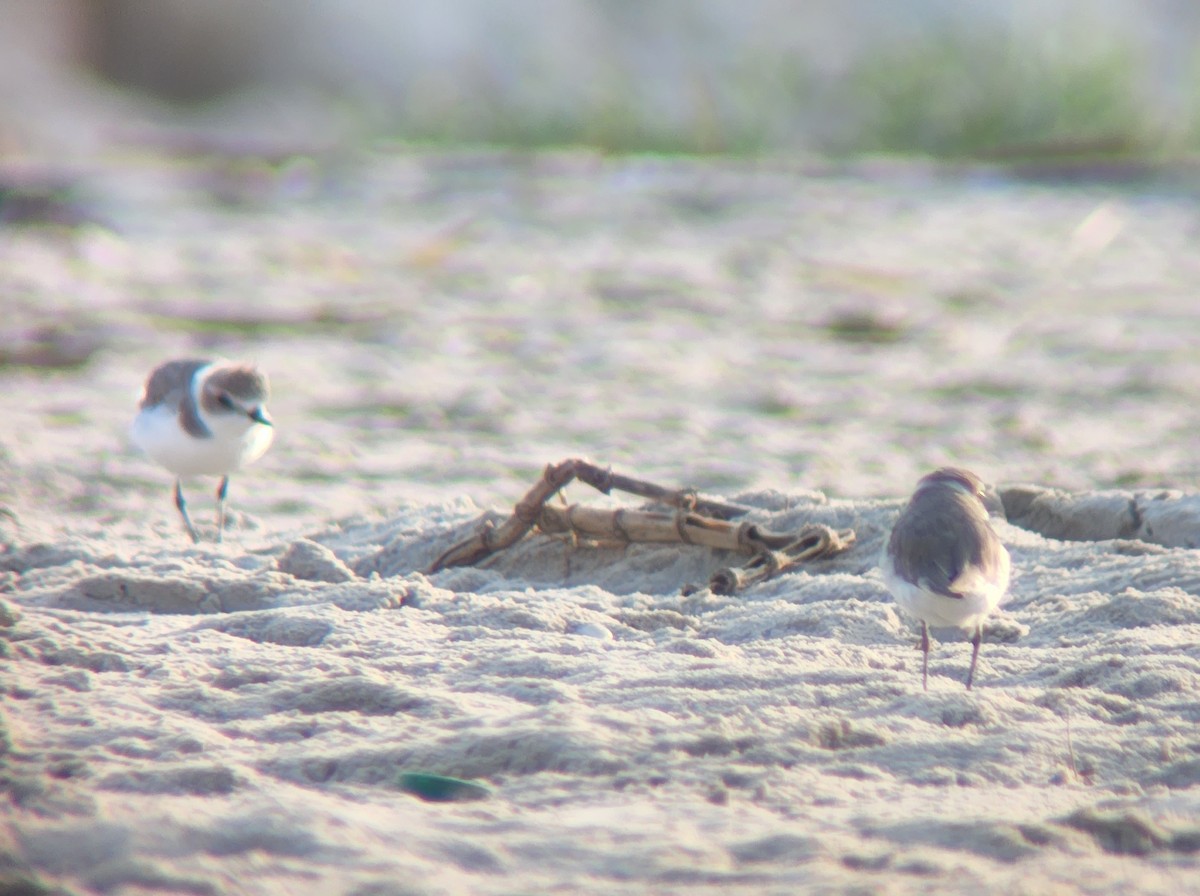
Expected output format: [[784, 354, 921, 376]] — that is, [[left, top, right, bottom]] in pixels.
[[3, 151, 1200, 894]]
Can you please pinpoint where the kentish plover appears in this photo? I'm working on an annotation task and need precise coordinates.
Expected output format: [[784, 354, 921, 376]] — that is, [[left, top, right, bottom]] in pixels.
[[131, 359, 274, 542]]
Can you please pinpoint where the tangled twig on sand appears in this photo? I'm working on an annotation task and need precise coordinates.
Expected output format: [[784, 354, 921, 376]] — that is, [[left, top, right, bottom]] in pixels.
[[428, 458, 856, 594]]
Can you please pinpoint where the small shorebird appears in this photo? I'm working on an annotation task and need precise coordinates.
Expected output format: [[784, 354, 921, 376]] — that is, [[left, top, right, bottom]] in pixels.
[[880, 467, 1011, 690], [131, 359, 274, 542]]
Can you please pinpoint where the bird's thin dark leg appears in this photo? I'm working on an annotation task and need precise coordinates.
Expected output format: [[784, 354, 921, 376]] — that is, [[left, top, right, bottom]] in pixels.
[[965, 624, 982, 690], [921, 621, 930, 692], [215, 476, 230, 543], [174, 479, 200, 543]]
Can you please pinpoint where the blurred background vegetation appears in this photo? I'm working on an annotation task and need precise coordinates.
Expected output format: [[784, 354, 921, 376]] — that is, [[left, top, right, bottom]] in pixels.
[[3, 0, 1199, 161]]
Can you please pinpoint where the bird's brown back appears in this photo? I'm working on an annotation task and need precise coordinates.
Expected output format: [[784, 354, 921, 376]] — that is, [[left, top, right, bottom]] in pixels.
[[140, 358, 213, 438], [887, 487, 1005, 598]]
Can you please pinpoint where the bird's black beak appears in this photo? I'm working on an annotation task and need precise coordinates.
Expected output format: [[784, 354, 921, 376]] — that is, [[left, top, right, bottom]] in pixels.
[[248, 407, 273, 427]]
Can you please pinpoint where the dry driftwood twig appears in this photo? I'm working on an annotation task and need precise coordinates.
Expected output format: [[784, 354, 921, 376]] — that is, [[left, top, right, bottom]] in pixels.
[[705, 524, 856, 595], [428, 458, 855, 593], [429, 458, 748, 571]]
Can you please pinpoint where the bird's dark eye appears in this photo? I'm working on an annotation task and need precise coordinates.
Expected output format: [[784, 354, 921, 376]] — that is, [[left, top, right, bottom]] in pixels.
[[217, 393, 237, 410]]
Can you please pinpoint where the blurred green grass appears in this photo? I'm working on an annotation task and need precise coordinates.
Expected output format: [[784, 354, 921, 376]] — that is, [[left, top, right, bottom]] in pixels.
[[838, 29, 1158, 160], [367, 20, 1194, 162], [19, 2, 1200, 164]]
